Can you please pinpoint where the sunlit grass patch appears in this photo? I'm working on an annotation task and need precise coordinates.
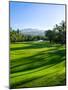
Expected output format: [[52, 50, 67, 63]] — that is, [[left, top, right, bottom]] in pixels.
[[10, 41, 66, 88]]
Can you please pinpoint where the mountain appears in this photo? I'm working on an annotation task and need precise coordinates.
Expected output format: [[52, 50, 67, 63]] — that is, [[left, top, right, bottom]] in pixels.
[[21, 28, 45, 36]]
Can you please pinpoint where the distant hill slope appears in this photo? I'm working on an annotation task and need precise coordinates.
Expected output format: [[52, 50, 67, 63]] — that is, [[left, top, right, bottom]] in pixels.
[[21, 28, 45, 36]]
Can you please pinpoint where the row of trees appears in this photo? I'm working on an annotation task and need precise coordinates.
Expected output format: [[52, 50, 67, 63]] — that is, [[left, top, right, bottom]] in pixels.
[[10, 28, 46, 42], [45, 21, 66, 44], [10, 20, 66, 44]]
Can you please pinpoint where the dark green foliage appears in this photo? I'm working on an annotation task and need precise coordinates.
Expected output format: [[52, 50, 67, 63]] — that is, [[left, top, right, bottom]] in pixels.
[[10, 28, 46, 42], [10, 20, 66, 44], [45, 21, 66, 44], [45, 30, 54, 43], [10, 31, 23, 42]]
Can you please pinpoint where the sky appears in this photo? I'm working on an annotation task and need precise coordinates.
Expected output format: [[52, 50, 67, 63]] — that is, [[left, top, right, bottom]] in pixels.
[[10, 2, 65, 31]]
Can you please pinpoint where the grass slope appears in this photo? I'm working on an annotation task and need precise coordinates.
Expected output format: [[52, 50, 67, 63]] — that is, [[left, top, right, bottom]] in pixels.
[[10, 41, 66, 88]]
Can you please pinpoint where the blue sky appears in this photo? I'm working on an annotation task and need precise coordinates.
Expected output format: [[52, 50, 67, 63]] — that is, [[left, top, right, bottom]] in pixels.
[[10, 2, 65, 31]]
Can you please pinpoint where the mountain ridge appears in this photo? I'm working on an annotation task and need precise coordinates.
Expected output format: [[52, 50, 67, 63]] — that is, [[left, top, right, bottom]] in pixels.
[[21, 28, 45, 36]]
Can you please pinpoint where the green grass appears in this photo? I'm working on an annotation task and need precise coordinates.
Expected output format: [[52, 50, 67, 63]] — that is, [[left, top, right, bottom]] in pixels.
[[10, 41, 66, 89]]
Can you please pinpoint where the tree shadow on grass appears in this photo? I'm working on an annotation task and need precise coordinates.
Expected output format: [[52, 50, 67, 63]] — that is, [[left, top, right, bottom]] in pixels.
[[10, 42, 62, 51], [10, 65, 66, 89], [10, 48, 66, 74], [16, 72, 66, 88], [10, 42, 66, 89]]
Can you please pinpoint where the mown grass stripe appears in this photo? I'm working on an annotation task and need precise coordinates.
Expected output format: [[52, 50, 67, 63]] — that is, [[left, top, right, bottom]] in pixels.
[[10, 42, 66, 88]]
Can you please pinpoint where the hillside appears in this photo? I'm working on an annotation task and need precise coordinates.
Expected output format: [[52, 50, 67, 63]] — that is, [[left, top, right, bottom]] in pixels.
[[21, 28, 45, 36]]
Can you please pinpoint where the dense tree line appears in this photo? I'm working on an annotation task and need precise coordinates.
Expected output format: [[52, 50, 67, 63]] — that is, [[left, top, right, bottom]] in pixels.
[[45, 21, 66, 44], [10, 21, 66, 44], [10, 28, 46, 42]]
